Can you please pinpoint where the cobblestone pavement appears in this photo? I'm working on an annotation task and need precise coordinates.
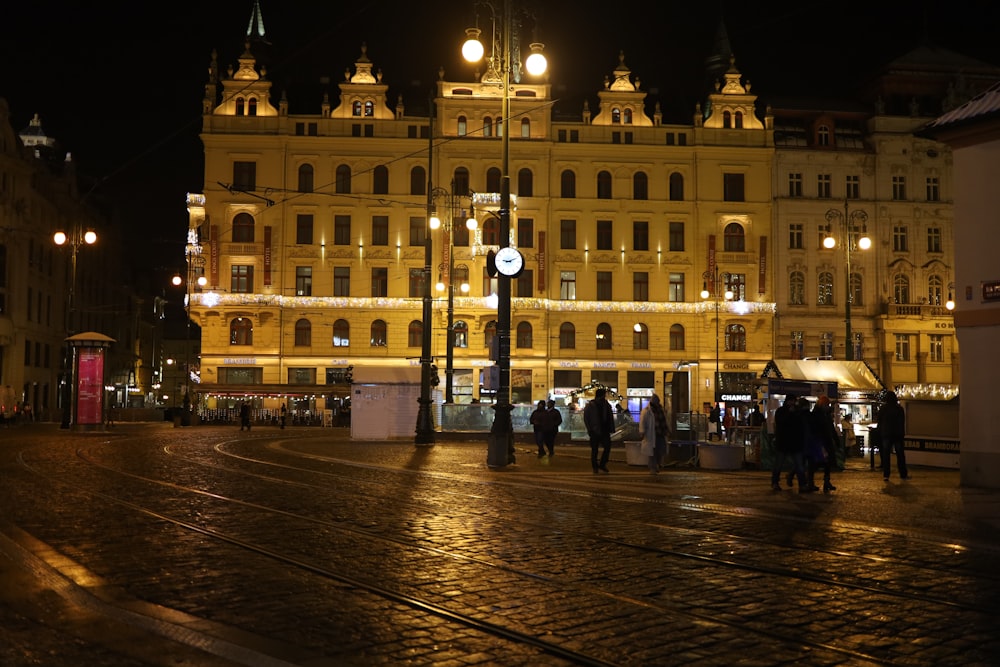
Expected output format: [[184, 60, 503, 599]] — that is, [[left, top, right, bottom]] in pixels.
[[1, 423, 999, 666]]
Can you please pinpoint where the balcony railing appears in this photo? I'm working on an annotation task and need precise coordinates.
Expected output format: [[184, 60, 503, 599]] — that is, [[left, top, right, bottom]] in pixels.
[[884, 303, 953, 318]]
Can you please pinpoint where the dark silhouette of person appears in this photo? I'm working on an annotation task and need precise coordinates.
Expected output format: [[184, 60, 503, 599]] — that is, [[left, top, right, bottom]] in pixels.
[[877, 392, 908, 481], [542, 400, 562, 457], [584, 388, 615, 474], [770, 394, 808, 491]]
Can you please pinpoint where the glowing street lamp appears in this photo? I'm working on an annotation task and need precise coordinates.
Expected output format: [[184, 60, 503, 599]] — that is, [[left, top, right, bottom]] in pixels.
[[824, 202, 871, 361]]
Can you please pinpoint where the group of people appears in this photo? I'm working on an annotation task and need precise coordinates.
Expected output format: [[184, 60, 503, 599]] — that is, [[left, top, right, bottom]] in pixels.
[[529, 399, 563, 457], [580, 388, 671, 474]]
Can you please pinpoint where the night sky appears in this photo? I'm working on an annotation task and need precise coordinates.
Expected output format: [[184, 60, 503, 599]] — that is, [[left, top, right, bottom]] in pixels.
[[4, 0, 999, 281]]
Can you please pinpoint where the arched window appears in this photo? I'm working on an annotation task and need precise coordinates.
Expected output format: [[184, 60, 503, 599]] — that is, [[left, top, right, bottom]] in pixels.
[[623, 108, 633, 125], [294, 318, 311, 346], [457, 115, 467, 136], [364, 100, 374, 117], [453, 167, 470, 196], [633, 171, 648, 200], [484, 321, 497, 350], [517, 168, 533, 197], [723, 222, 745, 251], [482, 216, 500, 245], [248, 98, 257, 116], [333, 319, 350, 347], [790, 271, 805, 305], [596, 323, 612, 350], [633, 323, 648, 350], [483, 117, 493, 137], [669, 324, 685, 350], [297, 164, 314, 193], [370, 320, 387, 347], [723, 110, 732, 128], [372, 165, 389, 194], [560, 170, 576, 198], [559, 322, 576, 349], [818, 271, 834, 306], [520, 117, 530, 137], [893, 274, 910, 304], [850, 273, 864, 306], [516, 321, 533, 348], [928, 274, 943, 305], [486, 167, 502, 193], [454, 320, 469, 348], [597, 170, 612, 199], [408, 320, 422, 347], [612, 107, 621, 124], [669, 172, 684, 201], [335, 164, 352, 194], [235, 97, 245, 116], [725, 323, 746, 352], [230, 317, 253, 345], [410, 166, 426, 195], [734, 111, 743, 128], [232, 212, 255, 243], [352, 101, 362, 116]]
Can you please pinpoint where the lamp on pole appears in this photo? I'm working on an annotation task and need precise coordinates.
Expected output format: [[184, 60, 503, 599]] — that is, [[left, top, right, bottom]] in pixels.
[[824, 202, 870, 361], [701, 268, 733, 404], [53, 225, 97, 429], [171, 231, 206, 425], [431, 191, 476, 404], [463, 0, 547, 467]]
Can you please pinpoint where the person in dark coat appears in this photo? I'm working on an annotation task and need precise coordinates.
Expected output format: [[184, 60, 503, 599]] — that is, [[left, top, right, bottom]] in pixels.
[[542, 400, 562, 457], [770, 394, 808, 492], [530, 400, 548, 457], [584, 388, 615, 474], [239, 402, 251, 431], [877, 392, 908, 481], [806, 396, 840, 492]]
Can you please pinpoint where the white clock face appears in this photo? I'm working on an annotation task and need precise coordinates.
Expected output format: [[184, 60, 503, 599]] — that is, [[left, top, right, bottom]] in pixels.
[[495, 247, 524, 277]]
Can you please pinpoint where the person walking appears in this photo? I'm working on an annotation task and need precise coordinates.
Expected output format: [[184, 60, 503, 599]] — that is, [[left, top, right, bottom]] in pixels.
[[280, 403, 287, 429], [877, 392, 908, 481], [542, 399, 562, 457], [770, 394, 808, 491], [639, 394, 670, 473], [708, 402, 722, 441], [530, 400, 548, 457], [806, 396, 840, 492], [239, 402, 251, 431], [584, 388, 615, 474]]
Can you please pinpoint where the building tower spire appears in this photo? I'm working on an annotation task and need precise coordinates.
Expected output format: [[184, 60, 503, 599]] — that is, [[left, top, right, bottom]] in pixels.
[[246, 0, 268, 44]]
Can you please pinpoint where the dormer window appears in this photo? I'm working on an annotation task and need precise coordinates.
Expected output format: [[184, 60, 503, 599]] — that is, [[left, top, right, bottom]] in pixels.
[[818, 125, 831, 146], [612, 108, 621, 124], [364, 101, 374, 117], [248, 98, 257, 117], [723, 110, 732, 128], [623, 108, 633, 125], [352, 101, 362, 116], [734, 111, 743, 129], [235, 97, 245, 116]]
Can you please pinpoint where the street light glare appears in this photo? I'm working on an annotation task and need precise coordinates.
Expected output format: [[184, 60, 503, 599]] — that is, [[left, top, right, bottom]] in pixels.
[[462, 28, 484, 62], [823, 236, 836, 249], [525, 44, 547, 76], [858, 236, 872, 250], [53, 231, 67, 246], [83, 230, 97, 244], [429, 215, 442, 230], [172, 275, 183, 286]]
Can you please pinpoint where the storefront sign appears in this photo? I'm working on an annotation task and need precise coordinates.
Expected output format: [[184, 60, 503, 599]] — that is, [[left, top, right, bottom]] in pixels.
[[628, 388, 654, 397], [983, 280, 1000, 302], [720, 393, 753, 402], [223, 357, 257, 365], [593, 361, 617, 368], [630, 362, 652, 368], [558, 361, 579, 368]]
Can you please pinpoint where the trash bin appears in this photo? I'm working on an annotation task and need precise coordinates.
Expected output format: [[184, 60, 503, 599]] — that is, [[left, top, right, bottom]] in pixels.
[[625, 440, 645, 466]]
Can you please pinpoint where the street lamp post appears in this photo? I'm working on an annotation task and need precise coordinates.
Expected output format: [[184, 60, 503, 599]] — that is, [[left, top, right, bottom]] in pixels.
[[53, 225, 97, 429], [463, 0, 547, 468], [171, 236, 206, 425], [415, 95, 439, 445], [824, 202, 870, 361], [701, 268, 732, 405]]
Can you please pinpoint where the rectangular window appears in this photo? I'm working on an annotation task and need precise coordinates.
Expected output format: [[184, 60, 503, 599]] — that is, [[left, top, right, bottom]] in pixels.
[[668, 273, 685, 302], [846, 175, 860, 199], [482, 268, 497, 297], [334, 215, 351, 245], [632, 221, 649, 251], [788, 173, 802, 197], [408, 268, 424, 297], [333, 267, 350, 296], [231, 265, 254, 293], [678, 133, 687, 146], [409, 216, 426, 247], [308, 123, 318, 136], [517, 218, 533, 248], [560, 271, 576, 300], [570, 130, 579, 143], [669, 222, 684, 252], [633, 272, 649, 301], [790, 331, 804, 359], [560, 219, 576, 249], [371, 215, 389, 246], [927, 227, 942, 253], [558, 129, 567, 142], [723, 173, 745, 202], [596, 271, 612, 301], [516, 270, 533, 297], [789, 223, 803, 249], [295, 266, 312, 296], [817, 174, 831, 198], [893, 225, 909, 252], [929, 334, 944, 363], [26, 286, 31, 321], [892, 175, 907, 201], [24, 338, 30, 365], [371, 267, 388, 297], [820, 332, 833, 358], [596, 220, 612, 250], [666, 132, 675, 146], [611, 131, 621, 144], [288, 368, 316, 385], [296, 214, 314, 245], [895, 334, 911, 362], [926, 177, 940, 202], [232, 161, 256, 191]]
